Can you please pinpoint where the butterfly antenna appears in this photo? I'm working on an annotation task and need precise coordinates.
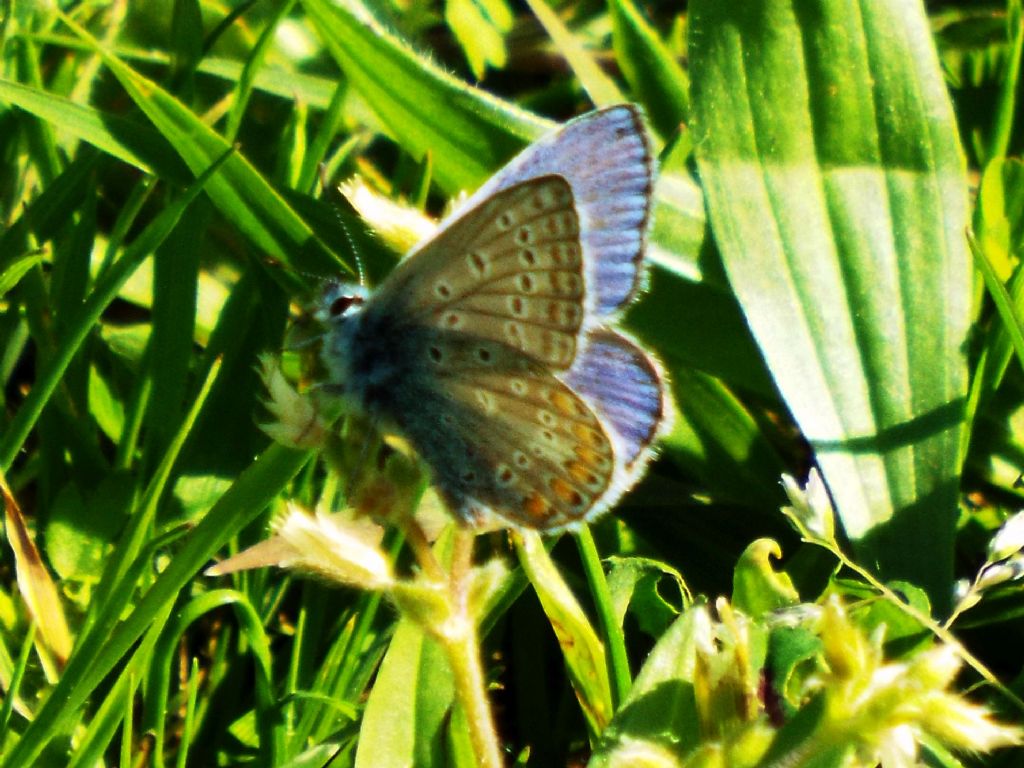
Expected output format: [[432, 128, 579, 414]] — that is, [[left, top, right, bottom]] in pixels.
[[319, 163, 367, 287]]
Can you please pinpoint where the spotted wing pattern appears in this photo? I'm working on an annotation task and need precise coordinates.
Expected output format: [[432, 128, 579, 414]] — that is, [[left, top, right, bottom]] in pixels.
[[372, 176, 587, 370], [326, 107, 665, 530], [386, 335, 616, 528], [447, 105, 653, 316]]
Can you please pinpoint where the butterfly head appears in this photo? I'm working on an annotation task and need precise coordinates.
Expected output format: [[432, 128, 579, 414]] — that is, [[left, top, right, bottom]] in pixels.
[[313, 280, 383, 411], [316, 281, 370, 326]]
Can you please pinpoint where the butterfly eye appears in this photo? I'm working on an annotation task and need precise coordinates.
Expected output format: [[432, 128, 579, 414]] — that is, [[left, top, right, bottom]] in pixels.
[[329, 294, 363, 318]]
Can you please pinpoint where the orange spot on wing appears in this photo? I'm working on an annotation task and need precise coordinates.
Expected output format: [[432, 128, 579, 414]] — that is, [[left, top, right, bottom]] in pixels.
[[523, 492, 549, 520], [566, 460, 596, 487], [549, 477, 583, 507], [573, 423, 606, 448], [551, 390, 577, 415]]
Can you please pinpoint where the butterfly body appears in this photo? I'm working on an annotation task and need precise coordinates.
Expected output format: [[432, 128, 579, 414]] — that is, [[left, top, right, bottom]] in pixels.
[[318, 106, 669, 531]]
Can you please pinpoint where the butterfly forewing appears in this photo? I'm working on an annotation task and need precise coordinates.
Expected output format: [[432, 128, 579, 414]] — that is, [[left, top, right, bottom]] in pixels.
[[567, 329, 666, 470], [452, 105, 653, 316], [373, 176, 587, 371]]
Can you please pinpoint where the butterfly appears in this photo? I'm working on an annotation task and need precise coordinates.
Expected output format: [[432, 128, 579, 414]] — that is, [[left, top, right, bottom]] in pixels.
[[316, 105, 669, 531]]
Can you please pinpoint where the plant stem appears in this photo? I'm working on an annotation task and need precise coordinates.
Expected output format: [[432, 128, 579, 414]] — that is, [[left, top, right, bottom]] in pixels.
[[575, 525, 631, 706], [401, 515, 446, 584], [830, 544, 1024, 715], [444, 528, 503, 768]]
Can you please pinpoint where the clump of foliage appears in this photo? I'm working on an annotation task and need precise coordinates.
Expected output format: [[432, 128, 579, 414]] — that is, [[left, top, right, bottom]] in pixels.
[[2, 1, 1024, 767]]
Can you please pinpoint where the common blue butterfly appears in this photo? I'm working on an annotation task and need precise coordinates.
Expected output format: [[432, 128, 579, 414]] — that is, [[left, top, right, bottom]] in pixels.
[[316, 105, 669, 530]]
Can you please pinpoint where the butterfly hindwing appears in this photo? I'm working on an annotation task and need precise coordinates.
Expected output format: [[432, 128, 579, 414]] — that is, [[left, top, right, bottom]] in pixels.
[[385, 336, 616, 528], [566, 328, 668, 472]]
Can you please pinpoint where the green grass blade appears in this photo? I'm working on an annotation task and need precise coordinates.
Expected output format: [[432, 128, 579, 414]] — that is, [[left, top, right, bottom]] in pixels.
[[86, 356, 223, 637], [146, 590, 278, 767], [515, 530, 612, 739], [609, 0, 689, 139], [589, 608, 702, 764], [57, 12, 342, 282], [0, 443, 311, 768], [971, 232, 1024, 377], [224, 0, 296, 142], [574, 526, 631, 707], [522, 0, 623, 106], [0, 77, 184, 179], [302, 0, 550, 194], [0, 252, 44, 298], [990, 2, 1023, 160], [0, 149, 231, 471], [66, 617, 165, 768], [0, 623, 35, 734], [628, 266, 776, 399], [0, 153, 103, 278], [690, 0, 971, 606], [144, 208, 203, 463], [661, 367, 787, 507]]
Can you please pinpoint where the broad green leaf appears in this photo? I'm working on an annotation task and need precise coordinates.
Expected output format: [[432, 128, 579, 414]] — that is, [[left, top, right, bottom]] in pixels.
[[590, 607, 702, 765], [732, 539, 799, 619], [45, 474, 132, 584], [354, 619, 454, 768], [690, 0, 971, 605], [845, 579, 932, 654], [88, 363, 125, 442], [766, 625, 821, 713], [757, 694, 851, 768], [606, 556, 689, 638]]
